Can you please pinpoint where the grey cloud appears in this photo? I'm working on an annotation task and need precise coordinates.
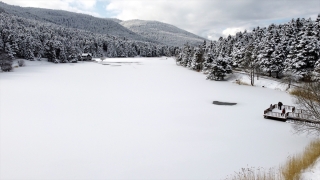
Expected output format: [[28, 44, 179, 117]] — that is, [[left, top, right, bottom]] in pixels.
[[177, 0, 320, 39]]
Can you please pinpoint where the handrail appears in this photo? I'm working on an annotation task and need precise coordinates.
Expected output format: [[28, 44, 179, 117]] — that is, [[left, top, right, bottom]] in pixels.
[[265, 111, 286, 118], [272, 104, 295, 110]]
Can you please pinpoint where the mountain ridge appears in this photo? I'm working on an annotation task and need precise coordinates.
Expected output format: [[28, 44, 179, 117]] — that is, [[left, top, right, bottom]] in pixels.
[[120, 19, 207, 47], [0, 1, 151, 43], [0, 2, 207, 47]]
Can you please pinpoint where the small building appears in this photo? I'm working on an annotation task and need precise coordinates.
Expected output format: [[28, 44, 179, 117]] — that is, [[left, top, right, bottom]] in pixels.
[[81, 53, 92, 61]]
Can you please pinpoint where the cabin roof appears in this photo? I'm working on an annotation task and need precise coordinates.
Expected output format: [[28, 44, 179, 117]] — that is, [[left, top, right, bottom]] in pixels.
[[82, 53, 92, 56]]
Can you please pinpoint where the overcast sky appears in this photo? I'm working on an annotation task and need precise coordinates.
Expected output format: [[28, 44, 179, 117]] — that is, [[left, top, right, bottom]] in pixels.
[[1, 0, 319, 40]]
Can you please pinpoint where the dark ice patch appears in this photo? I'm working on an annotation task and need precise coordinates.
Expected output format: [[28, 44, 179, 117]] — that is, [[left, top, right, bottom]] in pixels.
[[212, 101, 237, 106]]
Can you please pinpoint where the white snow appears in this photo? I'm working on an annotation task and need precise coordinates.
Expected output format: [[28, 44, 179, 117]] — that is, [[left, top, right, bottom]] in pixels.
[[0, 58, 315, 179], [227, 71, 288, 91], [301, 157, 320, 180]]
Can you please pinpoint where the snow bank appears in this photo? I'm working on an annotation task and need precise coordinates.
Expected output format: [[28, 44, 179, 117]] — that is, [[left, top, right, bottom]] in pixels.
[[301, 157, 320, 180]]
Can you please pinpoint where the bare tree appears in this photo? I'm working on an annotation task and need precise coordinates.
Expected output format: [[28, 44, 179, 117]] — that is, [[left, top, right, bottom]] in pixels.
[[242, 45, 258, 86], [282, 70, 299, 90], [291, 82, 320, 135]]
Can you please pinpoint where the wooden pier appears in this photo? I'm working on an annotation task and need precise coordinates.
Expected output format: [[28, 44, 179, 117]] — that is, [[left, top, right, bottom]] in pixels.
[[263, 104, 319, 123]]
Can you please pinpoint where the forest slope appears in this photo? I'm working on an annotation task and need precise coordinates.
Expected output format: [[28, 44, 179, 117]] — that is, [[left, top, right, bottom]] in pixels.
[[0, 2, 153, 42], [120, 19, 207, 47], [0, 2, 207, 46]]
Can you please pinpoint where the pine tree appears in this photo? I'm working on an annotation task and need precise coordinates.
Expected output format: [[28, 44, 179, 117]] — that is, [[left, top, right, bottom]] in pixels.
[[181, 43, 192, 67], [186, 46, 194, 68], [270, 44, 285, 78], [5, 42, 15, 60], [202, 52, 214, 74], [25, 36, 35, 60], [202, 40, 207, 53], [258, 45, 271, 76], [190, 47, 203, 71], [206, 55, 232, 81], [174, 48, 183, 65], [231, 41, 245, 68]]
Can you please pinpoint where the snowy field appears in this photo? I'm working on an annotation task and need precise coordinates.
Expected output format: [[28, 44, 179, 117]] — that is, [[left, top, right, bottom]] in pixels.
[[0, 57, 314, 179]]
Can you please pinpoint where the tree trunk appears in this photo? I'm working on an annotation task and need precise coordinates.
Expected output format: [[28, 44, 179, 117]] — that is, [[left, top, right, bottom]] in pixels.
[[251, 68, 254, 86]]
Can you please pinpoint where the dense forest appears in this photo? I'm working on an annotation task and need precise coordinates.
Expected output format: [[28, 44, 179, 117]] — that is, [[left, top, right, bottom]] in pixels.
[[176, 15, 320, 82], [0, 12, 178, 71]]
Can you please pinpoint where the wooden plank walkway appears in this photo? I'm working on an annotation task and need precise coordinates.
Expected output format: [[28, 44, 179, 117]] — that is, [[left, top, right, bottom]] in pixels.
[[263, 104, 319, 123]]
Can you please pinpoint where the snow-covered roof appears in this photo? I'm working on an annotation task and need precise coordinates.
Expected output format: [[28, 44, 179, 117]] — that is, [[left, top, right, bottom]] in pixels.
[[81, 53, 92, 56]]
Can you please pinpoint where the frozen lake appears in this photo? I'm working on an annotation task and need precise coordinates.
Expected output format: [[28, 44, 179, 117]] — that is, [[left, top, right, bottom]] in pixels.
[[0, 57, 312, 179]]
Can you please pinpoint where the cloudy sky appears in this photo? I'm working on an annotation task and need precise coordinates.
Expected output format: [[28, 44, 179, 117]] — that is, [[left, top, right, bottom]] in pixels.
[[1, 0, 319, 40]]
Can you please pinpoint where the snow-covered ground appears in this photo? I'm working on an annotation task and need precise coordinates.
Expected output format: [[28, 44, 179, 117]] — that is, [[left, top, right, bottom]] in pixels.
[[227, 72, 288, 91], [301, 157, 320, 180], [0, 58, 315, 179]]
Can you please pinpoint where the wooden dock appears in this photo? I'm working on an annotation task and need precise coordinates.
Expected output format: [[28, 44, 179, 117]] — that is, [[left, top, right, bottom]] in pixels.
[[263, 104, 319, 123]]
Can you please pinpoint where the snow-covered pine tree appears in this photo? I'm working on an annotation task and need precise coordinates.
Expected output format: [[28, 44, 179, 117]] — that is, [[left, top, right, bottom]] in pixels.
[[270, 44, 286, 78], [57, 42, 67, 63], [181, 43, 192, 67], [33, 39, 43, 60], [258, 42, 273, 76], [190, 47, 204, 71], [146, 44, 152, 57], [174, 48, 183, 65], [231, 41, 245, 68], [206, 55, 232, 81], [139, 44, 147, 57], [130, 42, 139, 57], [45, 40, 57, 63], [186, 46, 194, 68], [5, 42, 15, 59], [202, 52, 214, 74], [107, 41, 117, 57], [285, 21, 319, 80], [0, 38, 3, 51], [202, 40, 207, 53], [24, 36, 35, 60], [116, 41, 126, 57]]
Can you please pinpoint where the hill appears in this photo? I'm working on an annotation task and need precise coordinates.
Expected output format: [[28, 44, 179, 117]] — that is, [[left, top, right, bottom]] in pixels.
[[120, 19, 207, 47], [0, 2, 151, 42], [0, 2, 207, 47]]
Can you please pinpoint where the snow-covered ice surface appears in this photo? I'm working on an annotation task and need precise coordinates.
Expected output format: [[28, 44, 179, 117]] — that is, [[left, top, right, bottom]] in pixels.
[[0, 58, 314, 179]]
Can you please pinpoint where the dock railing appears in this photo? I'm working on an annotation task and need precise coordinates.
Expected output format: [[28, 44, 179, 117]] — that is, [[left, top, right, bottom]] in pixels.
[[265, 111, 287, 119], [264, 104, 276, 114], [295, 109, 310, 114], [287, 112, 316, 121], [273, 104, 295, 111]]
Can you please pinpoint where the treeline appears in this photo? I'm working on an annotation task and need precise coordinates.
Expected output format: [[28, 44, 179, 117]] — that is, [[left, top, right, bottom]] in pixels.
[[0, 12, 178, 71], [176, 15, 320, 82]]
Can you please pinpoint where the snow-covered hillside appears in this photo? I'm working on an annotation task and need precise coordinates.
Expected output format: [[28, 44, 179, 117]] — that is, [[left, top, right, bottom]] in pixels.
[[0, 2, 207, 47], [120, 19, 207, 47], [0, 2, 150, 42], [0, 58, 312, 179]]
